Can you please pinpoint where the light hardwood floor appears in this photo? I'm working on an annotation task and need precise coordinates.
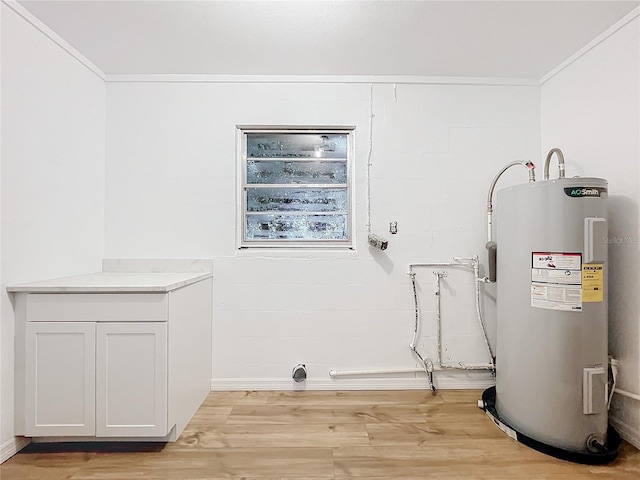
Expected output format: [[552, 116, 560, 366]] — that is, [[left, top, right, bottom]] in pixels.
[[1, 390, 639, 479]]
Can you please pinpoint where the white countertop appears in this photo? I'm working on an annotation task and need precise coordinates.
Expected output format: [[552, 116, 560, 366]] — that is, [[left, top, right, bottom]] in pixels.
[[7, 271, 212, 293]]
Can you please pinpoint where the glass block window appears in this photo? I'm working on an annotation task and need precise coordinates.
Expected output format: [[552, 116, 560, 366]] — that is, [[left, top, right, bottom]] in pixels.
[[238, 128, 353, 247]]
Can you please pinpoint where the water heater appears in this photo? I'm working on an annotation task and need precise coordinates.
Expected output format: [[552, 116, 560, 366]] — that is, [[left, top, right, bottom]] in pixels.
[[480, 153, 619, 464]]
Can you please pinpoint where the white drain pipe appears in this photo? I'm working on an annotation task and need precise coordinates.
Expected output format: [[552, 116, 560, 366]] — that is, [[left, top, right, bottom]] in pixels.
[[609, 359, 640, 403], [615, 389, 640, 402], [329, 368, 426, 377]]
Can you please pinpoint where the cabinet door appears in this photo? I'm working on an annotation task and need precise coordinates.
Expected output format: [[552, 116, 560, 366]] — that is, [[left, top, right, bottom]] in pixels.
[[25, 322, 96, 436], [96, 323, 168, 437]]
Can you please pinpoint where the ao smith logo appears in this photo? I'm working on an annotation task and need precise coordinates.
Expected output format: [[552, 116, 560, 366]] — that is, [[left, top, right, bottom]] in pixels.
[[564, 187, 607, 198], [571, 188, 599, 196]]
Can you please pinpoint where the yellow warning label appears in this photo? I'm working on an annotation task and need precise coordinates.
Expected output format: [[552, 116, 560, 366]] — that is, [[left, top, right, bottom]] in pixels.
[[582, 264, 604, 302]]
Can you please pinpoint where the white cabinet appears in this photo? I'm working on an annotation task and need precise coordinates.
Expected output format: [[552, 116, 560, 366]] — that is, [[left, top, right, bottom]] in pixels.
[[25, 321, 168, 438], [25, 322, 96, 437], [12, 271, 213, 442], [96, 322, 167, 437]]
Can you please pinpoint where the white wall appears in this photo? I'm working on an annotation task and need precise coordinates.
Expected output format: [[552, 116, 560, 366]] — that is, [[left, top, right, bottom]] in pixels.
[[105, 80, 540, 390], [0, 2, 106, 454], [2, 0, 635, 460], [541, 16, 640, 446]]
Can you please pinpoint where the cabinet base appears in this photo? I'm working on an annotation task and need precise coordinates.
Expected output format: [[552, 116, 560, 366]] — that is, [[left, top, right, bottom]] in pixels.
[[30, 425, 177, 444]]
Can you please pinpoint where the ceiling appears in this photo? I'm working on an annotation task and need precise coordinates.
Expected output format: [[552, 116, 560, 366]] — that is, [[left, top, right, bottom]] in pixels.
[[14, 0, 640, 78]]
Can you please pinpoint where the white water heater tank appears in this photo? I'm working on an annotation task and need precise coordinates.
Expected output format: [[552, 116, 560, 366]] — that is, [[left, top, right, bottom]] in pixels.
[[495, 177, 608, 453]]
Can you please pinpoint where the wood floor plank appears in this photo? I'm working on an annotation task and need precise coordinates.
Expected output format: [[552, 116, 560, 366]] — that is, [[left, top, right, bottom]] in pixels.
[[2, 389, 638, 480], [333, 474, 635, 480], [67, 448, 334, 479], [588, 442, 640, 475], [436, 389, 485, 403], [227, 404, 427, 425], [333, 444, 590, 477], [265, 390, 445, 406], [366, 421, 505, 446], [418, 400, 487, 419], [0, 465, 82, 480], [0, 450, 96, 480], [203, 391, 270, 406], [176, 423, 371, 448], [186, 405, 233, 426]]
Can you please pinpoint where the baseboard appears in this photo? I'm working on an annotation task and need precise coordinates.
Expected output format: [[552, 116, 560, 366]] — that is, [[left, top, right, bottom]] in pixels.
[[1, 436, 30, 464], [211, 371, 495, 391], [609, 416, 640, 450]]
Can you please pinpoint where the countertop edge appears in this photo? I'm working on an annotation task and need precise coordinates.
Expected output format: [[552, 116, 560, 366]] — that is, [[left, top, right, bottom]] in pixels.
[[6, 272, 213, 294]]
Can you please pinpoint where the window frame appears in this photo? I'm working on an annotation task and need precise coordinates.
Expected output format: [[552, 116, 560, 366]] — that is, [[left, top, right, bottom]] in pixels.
[[236, 126, 355, 249]]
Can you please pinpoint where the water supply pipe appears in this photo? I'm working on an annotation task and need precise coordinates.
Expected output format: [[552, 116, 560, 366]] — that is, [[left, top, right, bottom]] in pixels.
[[486, 161, 536, 282], [433, 270, 448, 367], [469, 257, 495, 364], [409, 271, 436, 390], [543, 147, 566, 180]]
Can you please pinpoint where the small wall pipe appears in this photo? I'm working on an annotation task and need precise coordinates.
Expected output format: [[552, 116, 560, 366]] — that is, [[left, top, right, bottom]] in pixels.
[[437, 364, 494, 370], [409, 262, 467, 268], [329, 364, 492, 376], [329, 368, 426, 377]]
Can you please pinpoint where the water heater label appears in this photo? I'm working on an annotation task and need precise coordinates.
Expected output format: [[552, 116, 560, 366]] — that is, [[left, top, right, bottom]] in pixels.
[[531, 252, 582, 311], [564, 187, 607, 198], [582, 264, 604, 302]]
